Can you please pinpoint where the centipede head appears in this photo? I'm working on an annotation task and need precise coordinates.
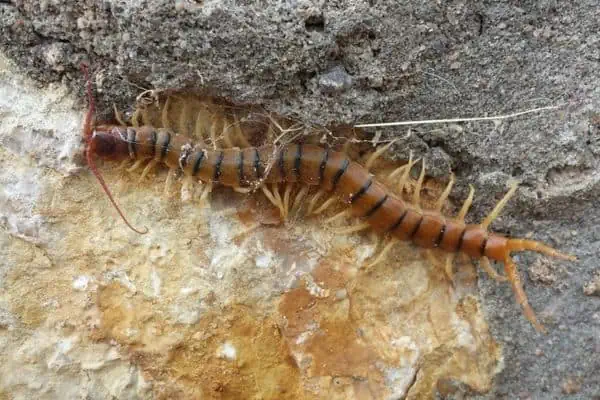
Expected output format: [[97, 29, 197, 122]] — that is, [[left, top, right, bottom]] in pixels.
[[81, 63, 148, 235]]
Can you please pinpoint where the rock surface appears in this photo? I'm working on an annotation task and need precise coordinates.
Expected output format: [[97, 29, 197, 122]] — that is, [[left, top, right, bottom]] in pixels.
[[1, 1, 599, 399]]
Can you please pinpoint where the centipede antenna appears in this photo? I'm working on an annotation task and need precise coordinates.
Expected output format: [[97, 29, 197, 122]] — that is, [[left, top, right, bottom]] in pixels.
[[81, 64, 148, 235], [87, 151, 149, 234], [81, 63, 95, 143]]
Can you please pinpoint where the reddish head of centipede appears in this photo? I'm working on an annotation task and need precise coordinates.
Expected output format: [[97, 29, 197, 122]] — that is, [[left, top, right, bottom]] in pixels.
[[81, 63, 148, 235]]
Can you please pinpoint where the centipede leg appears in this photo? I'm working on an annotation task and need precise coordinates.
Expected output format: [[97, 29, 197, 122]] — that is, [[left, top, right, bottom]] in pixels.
[[127, 159, 146, 173], [504, 257, 546, 333], [138, 160, 158, 183], [232, 114, 251, 148], [332, 222, 371, 235], [283, 184, 293, 219], [481, 180, 519, 229], [141, 108, 152, 127], [160, 96, 172, 129], [164, 168, 177, 197], [113, 104, 128, 126], [312, 196, 337, 215], [434, 173, 455, 212], [307, 190, 325, 215], [116, 159, 130, 171], [199, 182, 213, 204], [210, 115, 222, 150], [411, 159, 426, 208], [325, 209, 350, 224], [397, 153, 416, 194], [480, 257, 507, 282], [290, 186, 309, 217], [456, 185, 475, 221], [365, 139, 397, 170], [444, 254, 456, 282], [181, 175, 195, 202], [262, 184, 286, 220], [367, 237, 399, 268], [131, 109, 141, 128]]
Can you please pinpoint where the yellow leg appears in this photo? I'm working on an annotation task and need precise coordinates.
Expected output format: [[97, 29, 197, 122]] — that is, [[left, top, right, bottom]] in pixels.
[[456, 185, 475, 221], [181, 175, 195, 202], [325, 209, 350, 224], [199, 182, 213, 204], [138, 160, 157, 183], [365, 139, 397, 170], [222, 116, 235, 148], [332, 222, 371, 235], [444, 254, 456, 282], [195, 107, 210, 147], [234, 186, 253, 194], [164, 168, 177, 196], [141, 108, 151, 126], [161, 96, 172, 130], [313, 196, 338, 215], [397, 154, 416, 194], [262, 184, 286, 219], [434, 173, 455, 212], [367, 238, 399, 268], [307, 190, 325, 215], [481, 180, 519, 229], [179, 100, 193, 137], [342, 139, 352, 155], [131, 109, 141, 128], [411, 159, 426, 208], [116, 159, 130, 171], [210, 115, 221, 150], [388, 164, 408, 181], [233, 113, 251, 148], [113, 104, 128, 126], [291, 186, 309, 217], [283, 184, 292, 219], [480, 257, 507, 282], [127, 159, 146, 173]]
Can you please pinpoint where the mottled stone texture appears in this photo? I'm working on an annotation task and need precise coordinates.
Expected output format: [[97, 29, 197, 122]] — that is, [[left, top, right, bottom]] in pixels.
[[0, 1, 599, 399]]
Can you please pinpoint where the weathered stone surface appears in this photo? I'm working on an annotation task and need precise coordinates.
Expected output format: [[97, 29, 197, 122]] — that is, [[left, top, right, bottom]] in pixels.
[[1, 1, 599, 399]]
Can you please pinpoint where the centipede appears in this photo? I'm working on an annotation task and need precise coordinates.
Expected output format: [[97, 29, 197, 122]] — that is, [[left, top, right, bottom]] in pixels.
[[81, 65, 576, 333]]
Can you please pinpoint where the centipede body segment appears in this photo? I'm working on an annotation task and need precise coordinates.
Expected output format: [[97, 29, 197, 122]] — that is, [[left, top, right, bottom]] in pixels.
[[81, 65, 576, 333]]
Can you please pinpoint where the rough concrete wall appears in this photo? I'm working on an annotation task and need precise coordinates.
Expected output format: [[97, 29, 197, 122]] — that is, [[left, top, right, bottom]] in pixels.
[[1, 1, 599, 399]]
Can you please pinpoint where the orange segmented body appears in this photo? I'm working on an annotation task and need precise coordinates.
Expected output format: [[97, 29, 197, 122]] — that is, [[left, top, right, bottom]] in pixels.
[[81, 66, 576, 333]]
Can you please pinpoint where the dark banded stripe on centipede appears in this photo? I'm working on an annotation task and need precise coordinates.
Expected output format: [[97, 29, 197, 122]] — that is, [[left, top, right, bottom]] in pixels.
[[294, 144, 302, 179], [319, 148, 329, 184], [480, 237, 489, 256], [365, 194, 389, 218], [434, 224, 446, 248], [456, 229, 467, 252], [213, 150, 224, 182], [388, 209, 408, 232], [127, 128, 137, 158], [254, 148, 262, 179], [159, 131, 171, 160], [192, 151, 205, 176], [238, 150, 245, 184], [332, 158, 350, 189], [349, 178, 373, 204], [409, 216, 424, 239], [278, 147, 286, 178], [150, 130, 157, 157]]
